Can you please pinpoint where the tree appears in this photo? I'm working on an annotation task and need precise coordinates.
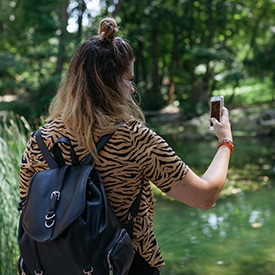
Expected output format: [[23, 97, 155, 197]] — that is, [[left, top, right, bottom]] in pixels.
[[110, 0, 274, 113], [0, 0, 274, 121], [0, 0, 79, 120]]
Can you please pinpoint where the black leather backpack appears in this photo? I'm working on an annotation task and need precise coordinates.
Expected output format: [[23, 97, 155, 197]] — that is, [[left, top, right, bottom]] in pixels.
[[17, 129, 140, 275]]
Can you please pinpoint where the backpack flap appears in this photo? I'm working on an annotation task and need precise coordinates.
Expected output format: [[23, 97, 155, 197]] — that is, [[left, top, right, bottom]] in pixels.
[[22, 165, 94, 242]]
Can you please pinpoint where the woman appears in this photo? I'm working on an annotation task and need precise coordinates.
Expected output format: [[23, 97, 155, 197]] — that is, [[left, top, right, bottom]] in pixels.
[[19, 17, 233, 275]]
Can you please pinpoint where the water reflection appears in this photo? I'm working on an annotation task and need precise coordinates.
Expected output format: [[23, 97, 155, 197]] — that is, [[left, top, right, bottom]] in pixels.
[[154, 136, 275, 274], [249, 210, 263, 228], [155, 188, 275, 274], [202, 202, 270, 235]]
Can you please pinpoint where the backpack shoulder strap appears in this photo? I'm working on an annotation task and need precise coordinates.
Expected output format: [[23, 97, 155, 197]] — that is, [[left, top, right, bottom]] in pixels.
[[36, 129, 116, 167], [52, 136, 80, 166], [80, 122, 143, 237], [35, 129, 58, 169], [82, 133, 113, 165]]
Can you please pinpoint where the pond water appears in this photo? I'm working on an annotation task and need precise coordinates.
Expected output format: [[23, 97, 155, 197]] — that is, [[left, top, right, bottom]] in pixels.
[[153, 136, 275, 275]]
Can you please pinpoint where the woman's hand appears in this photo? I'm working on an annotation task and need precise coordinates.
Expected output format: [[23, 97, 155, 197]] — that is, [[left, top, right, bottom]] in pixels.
[[210, 106, 233, 142]]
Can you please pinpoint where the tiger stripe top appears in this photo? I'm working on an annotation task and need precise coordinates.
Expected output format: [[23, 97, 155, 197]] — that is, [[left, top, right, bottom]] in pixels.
[[19, 118, 189, 268]]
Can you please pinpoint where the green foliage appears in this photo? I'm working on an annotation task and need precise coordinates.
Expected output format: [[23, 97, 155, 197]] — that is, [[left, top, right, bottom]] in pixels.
[[214, 78, 274, 106], [0, 114, 32, 275], [0, 0, 274, 121]]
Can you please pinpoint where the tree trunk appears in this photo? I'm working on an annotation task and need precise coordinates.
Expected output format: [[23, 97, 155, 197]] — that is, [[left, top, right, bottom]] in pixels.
[[53, 0, 70, 77]]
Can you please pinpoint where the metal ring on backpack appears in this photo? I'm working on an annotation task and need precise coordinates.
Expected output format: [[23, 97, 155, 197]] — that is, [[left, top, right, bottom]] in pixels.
[[83, 266, 93, 274], [44, 213, 56, 228]]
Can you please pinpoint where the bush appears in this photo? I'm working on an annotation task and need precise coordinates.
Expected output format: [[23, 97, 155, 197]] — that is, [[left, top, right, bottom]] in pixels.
[[0, 114, 32, 274]]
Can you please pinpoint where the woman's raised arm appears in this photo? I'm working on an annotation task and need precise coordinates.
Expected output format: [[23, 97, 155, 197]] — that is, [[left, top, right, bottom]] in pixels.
[[167, 107, 233, 209]]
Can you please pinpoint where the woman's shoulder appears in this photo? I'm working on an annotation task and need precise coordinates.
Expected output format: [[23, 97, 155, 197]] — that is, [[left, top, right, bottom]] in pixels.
[[114, 119, 165, 150], [41, 118, 77, 142], [117, 119, 156, 139], [122, 119, 154, 135], [124, 118, 145, 128]]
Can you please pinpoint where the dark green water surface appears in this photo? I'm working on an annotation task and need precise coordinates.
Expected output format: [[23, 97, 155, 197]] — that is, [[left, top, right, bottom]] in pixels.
[[153, 136, 275, 275], [155, 188, 275, 274]]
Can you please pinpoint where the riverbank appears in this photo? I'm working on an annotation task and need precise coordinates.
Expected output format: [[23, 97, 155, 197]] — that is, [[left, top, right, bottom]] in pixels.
[[146, 103, 275, 140]]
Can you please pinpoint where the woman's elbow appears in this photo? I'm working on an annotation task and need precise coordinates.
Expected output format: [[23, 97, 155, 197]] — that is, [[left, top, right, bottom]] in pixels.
[[199, 187, 222, 210], [199, 199, 216, 210]]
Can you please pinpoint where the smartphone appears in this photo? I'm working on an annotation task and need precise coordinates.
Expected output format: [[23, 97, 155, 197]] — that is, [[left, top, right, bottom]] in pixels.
[[209, 96, 224, 130]]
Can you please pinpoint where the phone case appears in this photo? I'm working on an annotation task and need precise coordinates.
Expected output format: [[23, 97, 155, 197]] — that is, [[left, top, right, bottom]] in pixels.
[[210, 96, 224, 130]]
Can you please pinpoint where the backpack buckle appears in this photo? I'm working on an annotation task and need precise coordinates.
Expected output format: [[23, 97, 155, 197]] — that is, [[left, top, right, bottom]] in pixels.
[[50, 191, 61, 200]]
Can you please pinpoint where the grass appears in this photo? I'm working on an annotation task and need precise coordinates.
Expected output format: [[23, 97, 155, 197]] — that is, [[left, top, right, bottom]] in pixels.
[[0, 114, 32, 275]]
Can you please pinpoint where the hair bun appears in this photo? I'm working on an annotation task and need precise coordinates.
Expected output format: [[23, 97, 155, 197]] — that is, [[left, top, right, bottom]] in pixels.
[[98, 17, 118, 41]]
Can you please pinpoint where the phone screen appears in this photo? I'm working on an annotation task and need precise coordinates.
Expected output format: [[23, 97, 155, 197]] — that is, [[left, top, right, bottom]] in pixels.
[[210, 100, 221, 126]]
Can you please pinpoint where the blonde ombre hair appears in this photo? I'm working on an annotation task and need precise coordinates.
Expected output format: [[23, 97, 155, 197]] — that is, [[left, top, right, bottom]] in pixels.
[[47, 17, 145, 159]]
